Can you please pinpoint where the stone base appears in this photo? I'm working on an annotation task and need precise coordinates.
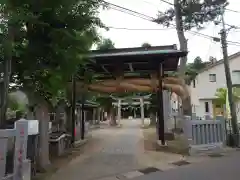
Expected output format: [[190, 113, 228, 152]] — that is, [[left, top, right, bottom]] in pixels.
[[164, 132, 175, 141], [117, 124, 122, 128], [155, 132, 175, 141], [74, 139, 87, 147], [89, 124, 100, 129], [189, 143, 224, 156], [156, 136, 189, 155], [157, 140, 168, 147]]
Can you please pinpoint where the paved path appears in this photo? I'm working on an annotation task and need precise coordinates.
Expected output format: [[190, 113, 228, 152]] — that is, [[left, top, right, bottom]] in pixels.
[[50, 119, 221, 180], [132, 151, 240, 180], [49, 119, 145, 180]]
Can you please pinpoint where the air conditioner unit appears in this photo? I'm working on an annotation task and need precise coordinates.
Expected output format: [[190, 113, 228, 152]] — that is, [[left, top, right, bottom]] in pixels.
[[232, 70, 240, 86]]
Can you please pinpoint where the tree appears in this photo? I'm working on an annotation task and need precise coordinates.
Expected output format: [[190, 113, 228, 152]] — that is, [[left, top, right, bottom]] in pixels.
[[95, 38, 117, 125], [0, 0, 104, 170], [8, 94, 26, 112], [97, 38, 115, 50], [215, 87, 240, 116], [191, 56, 206, 70], [185, 56, 208, 83], [141, 42, 151, 48], [96, 95, 114, 121], [3, 0, 104, 101], [215, 87, 240, 105], [155, 0, 227, 115]]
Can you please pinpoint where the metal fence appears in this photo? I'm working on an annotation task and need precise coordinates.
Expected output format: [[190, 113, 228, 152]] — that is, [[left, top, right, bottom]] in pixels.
[[183, 116, 226, 155], [0, 119, 31, 180]]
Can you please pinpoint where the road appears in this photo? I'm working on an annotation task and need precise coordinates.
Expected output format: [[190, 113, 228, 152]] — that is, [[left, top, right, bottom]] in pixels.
[[49, 119, 146, 180], [49, 119, 239, 180], [133, 150, 240, 180]]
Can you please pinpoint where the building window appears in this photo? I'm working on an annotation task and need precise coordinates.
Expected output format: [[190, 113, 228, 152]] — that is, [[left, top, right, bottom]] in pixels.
[[205, 102, 209, 113], [209, 74, 216, 82], [193, 79, 196, 88]]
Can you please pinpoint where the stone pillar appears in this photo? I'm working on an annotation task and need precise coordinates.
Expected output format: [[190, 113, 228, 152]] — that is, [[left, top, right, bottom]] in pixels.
[[92, 108, 96, 125], [117, 99, 121, 124], [163, 90, 171, 132], [14, 119, 29, 180], [96, 108, 101, 124], [140, 98, 144, 126]]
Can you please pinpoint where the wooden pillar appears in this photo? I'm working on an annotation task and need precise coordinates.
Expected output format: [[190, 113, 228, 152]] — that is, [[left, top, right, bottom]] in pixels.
[[157, 63, 165, 145], [80, 70, 87, 140], [76, 106, 79, 123], [80, 95, 85, 140], [140, 98, 144, 126], [117, 99, 121, 124], [71, 75, 76, 144]]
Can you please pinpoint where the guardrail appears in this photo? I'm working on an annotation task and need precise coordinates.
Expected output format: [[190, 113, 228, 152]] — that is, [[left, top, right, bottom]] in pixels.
[[183, 116, 226, 155]]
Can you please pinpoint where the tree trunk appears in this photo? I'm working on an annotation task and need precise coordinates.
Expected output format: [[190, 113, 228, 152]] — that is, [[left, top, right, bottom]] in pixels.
[[25, 91, 36, 119], [149, 112, 156, 126], [35, 100, 51, 171], [65, 105, 72, 133], [65, 91, 72, 133], [174, 0, 192, 116], [109, 107, 117, 126], [0, 24, 14, 127], [56, 101, 66, 132]]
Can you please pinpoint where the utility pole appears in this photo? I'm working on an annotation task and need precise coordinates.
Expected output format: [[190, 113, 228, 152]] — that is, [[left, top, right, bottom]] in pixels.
[[220, 7, 239, 146]]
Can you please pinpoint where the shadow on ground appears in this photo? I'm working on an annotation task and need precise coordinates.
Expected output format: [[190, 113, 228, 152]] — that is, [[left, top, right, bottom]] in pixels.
[[142, 127, 189, 155]]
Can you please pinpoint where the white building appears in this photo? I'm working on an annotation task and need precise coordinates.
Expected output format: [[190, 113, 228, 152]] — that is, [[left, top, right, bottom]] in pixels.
[[189, 52, 240, 119]]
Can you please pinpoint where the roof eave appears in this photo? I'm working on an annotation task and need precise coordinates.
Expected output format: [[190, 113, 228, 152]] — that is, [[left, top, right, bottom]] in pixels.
[[197, 51, 240, 74], [89, 50, 187, 59]]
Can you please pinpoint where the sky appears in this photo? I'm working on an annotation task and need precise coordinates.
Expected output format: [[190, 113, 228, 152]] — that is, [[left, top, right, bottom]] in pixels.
[[98, 0, 240, 63]]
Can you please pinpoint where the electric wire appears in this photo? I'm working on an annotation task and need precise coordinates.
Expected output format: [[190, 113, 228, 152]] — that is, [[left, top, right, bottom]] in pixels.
[[107, 26, 175, 31], [103, 0, 240, 46], [159, 0, 240, 14]]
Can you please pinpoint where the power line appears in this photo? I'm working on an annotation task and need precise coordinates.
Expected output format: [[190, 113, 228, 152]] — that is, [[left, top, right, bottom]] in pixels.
[[225, 8, 240, 14], [103, 1, 155, 21], [143, 0, 240, 29], [103, 1, 240, 46], [159, 0, 240, 15], [227, 40, 240, 46], [141, 0, 159, 7], [107, 26, 175, 31], [108, 6, 152, 21], [159, 0, 173, 6], [204, 25, 217, 60], [106, 26, 240, 46]]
